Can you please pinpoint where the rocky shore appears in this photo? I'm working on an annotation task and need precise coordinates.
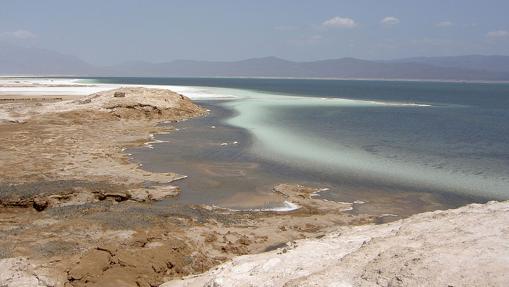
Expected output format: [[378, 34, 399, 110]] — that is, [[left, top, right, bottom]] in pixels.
[[0, 86, 377, 286], [164, 200, 509, 287], [0, 87, 206, 208], [1, 85, 507, 286]]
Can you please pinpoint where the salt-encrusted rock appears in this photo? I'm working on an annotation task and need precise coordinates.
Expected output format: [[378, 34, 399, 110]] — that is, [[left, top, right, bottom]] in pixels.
[[0, 258, 37, 286], [162, 200, 509, 287]]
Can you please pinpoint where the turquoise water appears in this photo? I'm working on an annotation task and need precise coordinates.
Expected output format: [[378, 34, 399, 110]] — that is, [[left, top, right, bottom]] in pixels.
[[82, 78, 509, 201]]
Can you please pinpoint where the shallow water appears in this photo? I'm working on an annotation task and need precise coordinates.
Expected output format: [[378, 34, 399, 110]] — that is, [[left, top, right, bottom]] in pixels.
[[219, 88, 509, 200], [128, 103, 478, 219], [83, 77, 509, 217]]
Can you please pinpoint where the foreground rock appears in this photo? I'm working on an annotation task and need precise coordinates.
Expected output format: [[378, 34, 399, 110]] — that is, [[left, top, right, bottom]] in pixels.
[[163, 200, 509, 287], [0, 182, 376, 287], [0, 87, 206, 210]]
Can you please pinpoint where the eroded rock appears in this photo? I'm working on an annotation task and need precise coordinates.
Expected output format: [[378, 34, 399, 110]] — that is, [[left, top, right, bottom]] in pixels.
[[162, 201, 509, 287], [66, 237, 213, 287], [68, 249, 112, 281]]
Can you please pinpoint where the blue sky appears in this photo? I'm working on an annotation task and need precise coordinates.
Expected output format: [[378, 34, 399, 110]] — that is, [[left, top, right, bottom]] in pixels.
[[1, 0, 508, 64]]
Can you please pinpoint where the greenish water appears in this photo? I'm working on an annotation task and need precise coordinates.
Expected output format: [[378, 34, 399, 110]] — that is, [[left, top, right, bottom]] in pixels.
[[82, 77, 509, 211]]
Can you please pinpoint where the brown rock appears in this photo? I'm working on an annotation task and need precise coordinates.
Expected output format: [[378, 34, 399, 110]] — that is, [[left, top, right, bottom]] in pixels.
[[67, 249, 111, 281], [33, 197, 49, 211], [127, 189, 149, 202], [128, 186, 180, 202], [204, 233, 218, 243], [237, 236, 252, 246], [147, 186, 179, 200], [103, 192, 130, 202]]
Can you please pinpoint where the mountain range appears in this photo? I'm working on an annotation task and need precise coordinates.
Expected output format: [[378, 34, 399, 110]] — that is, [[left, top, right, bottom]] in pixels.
[[1, 44, 509, 81]]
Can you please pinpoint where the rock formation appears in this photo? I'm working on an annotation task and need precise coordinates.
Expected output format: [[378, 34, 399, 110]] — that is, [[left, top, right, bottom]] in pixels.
[[163, 201, 509, 287]]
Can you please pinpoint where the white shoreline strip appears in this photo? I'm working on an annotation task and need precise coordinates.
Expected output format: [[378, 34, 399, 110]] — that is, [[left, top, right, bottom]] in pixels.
[[214, 201, 301, 213], [0, 78, 432, 107], [0, 78, 238, 100]]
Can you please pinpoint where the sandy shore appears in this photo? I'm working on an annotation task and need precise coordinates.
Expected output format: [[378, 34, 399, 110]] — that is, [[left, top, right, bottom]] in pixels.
[[0, 85, 379, 287]]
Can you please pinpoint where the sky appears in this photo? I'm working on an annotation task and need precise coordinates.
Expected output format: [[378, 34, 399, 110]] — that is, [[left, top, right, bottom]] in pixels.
[[1, 0, 509, 65]]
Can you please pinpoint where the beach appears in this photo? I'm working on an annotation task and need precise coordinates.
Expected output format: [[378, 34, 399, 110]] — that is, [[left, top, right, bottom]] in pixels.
[[0, 78, 508, 286]]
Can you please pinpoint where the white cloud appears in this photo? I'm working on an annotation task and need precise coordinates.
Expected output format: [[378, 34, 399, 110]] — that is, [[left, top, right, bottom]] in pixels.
[[381, 17, 400, 26], [322, 17, 357, 29], [0, 29, 36, 40], [487, 30, 509, 39], [435, 21, 453, 28]]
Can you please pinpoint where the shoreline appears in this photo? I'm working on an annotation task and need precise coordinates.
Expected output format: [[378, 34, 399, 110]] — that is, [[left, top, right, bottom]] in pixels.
[[3, 75, 509, 84], [163, 200, 509, 287], [5, 77, 506, 202], [0, 81, 507, 286], [0, 86, 379, 286], [130, 100, 481, 215]]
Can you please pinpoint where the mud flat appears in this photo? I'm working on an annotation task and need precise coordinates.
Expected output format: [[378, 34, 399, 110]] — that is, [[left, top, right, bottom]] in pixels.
[[0, 86, 379, 287]]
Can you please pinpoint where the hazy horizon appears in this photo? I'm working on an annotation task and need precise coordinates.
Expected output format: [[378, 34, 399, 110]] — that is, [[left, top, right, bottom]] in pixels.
[[1, 0, 508, 65]]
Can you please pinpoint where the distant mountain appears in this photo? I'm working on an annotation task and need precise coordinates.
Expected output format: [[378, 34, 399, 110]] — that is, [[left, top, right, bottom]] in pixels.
[[389, 55, 509, 73], [106, 57, 306, 77], [106, 56, 509, 81], [1, 45, 509, 81], [0, 44, 97, 75]]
